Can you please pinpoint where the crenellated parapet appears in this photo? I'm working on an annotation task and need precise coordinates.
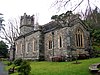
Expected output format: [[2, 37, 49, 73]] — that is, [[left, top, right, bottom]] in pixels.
[[20, 13, 34, 27]]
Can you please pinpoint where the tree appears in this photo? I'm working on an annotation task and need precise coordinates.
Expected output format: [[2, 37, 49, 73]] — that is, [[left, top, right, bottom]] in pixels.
[[84, 7, 100, 46], [51, 11, 72, 22], [83, 7, 100, 57], [85, 7, 100, 28], [0, 41, 8, 58], [0, 18, 20, 46], [51, 11, 80, 27]]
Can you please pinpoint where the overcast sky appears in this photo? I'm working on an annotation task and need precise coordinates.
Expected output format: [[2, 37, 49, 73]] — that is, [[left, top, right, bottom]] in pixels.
[[0, 0, 100, 25], [0, 0, 56, 25]]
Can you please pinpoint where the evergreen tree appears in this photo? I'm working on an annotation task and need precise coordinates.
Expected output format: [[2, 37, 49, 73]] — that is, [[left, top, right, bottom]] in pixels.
[[85, 7, 100, 47], [0, 41, 8, 58]]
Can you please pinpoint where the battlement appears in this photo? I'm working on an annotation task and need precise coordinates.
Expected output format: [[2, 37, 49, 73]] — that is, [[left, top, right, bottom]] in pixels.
[[20, 13, 34, 27]]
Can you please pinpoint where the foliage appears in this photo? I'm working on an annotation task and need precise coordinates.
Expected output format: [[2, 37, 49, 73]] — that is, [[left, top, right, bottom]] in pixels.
[[0, 41, 8, 58], [51, 11, 81, 28], [17, 60, 31, 75], [88, 28, 100, 47], [84, 7, 100, 51], [93, 46, 100, 51], [7, 61, 13, 66], [51, 11, 73, 25], [92, 29, 100, 45], [14, 58, 23, 66], [92, 46, 100, 57]]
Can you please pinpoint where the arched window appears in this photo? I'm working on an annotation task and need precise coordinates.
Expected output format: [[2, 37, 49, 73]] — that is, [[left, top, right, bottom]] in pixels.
[[48, 40, 52, 49], [33, 39, 36, 52], [15, 42, 18, 54], [27, 42, 32, 52], [27, 42, 31, 52], [59, 36, 62, 47], [20, 43, 23, 54], [75, 28, 84, 48], [25, 42, 28, 53], [58, 36, 63, 48]]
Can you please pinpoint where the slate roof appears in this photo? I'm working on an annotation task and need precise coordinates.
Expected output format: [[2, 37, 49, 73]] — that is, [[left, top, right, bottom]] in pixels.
[[42, 21, 60, 33], [42, 17, 89, 33]]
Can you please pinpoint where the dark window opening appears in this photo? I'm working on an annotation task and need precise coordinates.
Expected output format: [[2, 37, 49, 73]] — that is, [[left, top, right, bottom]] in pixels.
[[49, 40, 52, 49], [60, 36, 62, 48]]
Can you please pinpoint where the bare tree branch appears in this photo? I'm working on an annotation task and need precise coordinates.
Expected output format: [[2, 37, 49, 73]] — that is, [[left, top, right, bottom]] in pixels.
[[52, 0, 100, 17], [64, 0, 71, 7], [0, 18, 20, 46], [72, 0, 84, 11]]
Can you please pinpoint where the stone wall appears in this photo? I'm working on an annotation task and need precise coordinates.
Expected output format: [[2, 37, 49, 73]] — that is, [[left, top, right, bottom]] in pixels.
[[71, 23, 89, 47], [15, 30, 44, 60], [44, 23, 90, 60], [44, 27, 70, 61], [69, 23, 90, 55], [20, 26, 34, 35]]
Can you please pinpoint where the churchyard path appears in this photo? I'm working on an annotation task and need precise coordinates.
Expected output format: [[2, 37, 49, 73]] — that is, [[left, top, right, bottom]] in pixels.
[[0, 62, 8, 75]]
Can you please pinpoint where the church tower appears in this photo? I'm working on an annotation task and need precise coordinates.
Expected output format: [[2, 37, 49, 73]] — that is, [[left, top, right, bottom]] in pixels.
[[20, 13, 34, 35]]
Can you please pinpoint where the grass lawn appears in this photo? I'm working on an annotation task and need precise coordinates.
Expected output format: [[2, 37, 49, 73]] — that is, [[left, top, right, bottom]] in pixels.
[[4, 57, 100, 75]]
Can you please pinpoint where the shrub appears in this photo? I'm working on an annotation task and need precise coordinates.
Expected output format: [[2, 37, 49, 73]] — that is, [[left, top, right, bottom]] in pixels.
[[17, 60, 31, 75], [7, 61, 12, 66], [14, 58, 23, 66], [8, 67, 15, 74]]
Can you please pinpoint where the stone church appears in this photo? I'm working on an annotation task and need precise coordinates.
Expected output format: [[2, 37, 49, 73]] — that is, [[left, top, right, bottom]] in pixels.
[[14, 13, 90, 61]]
